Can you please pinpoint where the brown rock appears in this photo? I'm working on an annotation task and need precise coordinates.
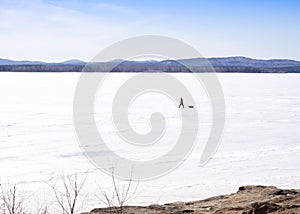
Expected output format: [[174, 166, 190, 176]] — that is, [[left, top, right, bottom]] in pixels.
[[85, 186, 300, 214]]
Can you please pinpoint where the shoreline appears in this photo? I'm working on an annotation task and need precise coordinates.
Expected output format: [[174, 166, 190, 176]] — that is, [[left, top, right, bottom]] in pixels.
[[84, 185, 300, 214]]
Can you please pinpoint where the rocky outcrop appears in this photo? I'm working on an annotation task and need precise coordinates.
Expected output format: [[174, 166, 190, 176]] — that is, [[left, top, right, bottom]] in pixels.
[[86, 185, 300, 214]]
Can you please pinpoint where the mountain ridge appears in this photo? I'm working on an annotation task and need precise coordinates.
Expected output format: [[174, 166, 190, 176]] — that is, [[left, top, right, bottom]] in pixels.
[[1, 56, 300, 67], [1, 56, 300, 73]]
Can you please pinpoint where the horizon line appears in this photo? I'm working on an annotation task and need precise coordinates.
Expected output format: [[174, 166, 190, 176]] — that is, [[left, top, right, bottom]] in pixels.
[[1, 56, 300, 64]]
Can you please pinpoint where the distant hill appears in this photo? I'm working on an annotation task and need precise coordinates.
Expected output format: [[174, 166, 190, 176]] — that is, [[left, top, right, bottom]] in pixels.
[[0, 58, 45, 65], [208, 57, 300, 68], [165, 56, 300, 68], [61, 59, 86, 65], [1, 57, 300, 73], [0, 58, 86, 65]]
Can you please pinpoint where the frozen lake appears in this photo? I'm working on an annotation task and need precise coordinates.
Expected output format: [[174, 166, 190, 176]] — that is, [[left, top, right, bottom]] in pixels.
[[0, 72, 300, 211]]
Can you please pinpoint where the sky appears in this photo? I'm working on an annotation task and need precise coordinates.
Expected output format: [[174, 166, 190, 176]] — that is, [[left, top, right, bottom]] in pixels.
[[0, 0, 299, 62]]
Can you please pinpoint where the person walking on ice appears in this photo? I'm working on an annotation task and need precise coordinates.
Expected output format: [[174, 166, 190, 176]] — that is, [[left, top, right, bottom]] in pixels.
[[179, 97, 184, 108]]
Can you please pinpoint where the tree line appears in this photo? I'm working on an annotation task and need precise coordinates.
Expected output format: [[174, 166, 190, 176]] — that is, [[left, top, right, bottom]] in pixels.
[[0, 64, 299, 73]]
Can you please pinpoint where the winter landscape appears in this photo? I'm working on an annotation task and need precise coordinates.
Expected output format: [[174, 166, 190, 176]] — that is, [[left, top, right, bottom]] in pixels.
[[1, 71, 300, 212], [1, 0, 300, 213]]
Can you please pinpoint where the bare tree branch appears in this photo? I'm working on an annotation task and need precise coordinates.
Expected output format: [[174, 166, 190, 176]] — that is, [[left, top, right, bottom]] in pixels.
[[0, 184, 28, 214], [47, 172, 88, 214], [95, 167, 139, 214]]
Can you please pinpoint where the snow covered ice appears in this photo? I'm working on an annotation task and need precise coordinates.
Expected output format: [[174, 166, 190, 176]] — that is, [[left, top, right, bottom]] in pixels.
[[0, 72, 300, 210]]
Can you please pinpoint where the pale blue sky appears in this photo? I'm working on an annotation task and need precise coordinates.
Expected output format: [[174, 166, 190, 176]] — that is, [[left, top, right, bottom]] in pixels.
[[0, 0, 299, 61]]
